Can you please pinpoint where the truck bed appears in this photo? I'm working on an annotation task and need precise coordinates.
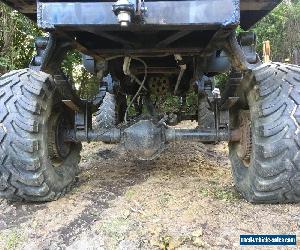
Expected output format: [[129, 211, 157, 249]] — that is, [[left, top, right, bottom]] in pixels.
[[1, 0, 282, 58], [2, 0, 282, 30]]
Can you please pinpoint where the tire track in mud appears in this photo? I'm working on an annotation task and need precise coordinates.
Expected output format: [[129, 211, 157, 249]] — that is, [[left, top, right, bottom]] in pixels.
[[52, 162, 154, 247], [0, 144, 157, 249], [0, 201, 47, 230], [0, 144, 147, 248]]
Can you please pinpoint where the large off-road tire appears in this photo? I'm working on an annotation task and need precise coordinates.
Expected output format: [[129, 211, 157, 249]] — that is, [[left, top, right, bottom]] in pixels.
[[229, 63, 300, 203], [0, 69, 82, 201], [95, 92, 127, 129], [198, 76, 215, 130], [96, 93, 117, 129], [198, 99, 215, 129]]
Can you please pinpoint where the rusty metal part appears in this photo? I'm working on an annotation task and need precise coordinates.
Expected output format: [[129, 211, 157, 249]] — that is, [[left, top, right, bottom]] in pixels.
[[223, 33, 261, 72], [66, 126, 240, 144], [123, 120, 166, 160], [148, 76, 170, 96], [48, 113, 72, 161], [223, 34, 250, 71], [236, 110, 252, 165], [230, 128, 241, 142], [165, 128, 236, 142], [131, 67, 179, 75], [62, 100, 80, 112]]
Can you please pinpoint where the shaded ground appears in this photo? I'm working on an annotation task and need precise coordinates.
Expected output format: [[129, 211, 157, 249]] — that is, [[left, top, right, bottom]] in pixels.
[[0, 122, 299, 250]]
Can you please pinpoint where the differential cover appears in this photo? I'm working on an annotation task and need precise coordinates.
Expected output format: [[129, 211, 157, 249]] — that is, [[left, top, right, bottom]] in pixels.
[[122, 120, 166, 160]]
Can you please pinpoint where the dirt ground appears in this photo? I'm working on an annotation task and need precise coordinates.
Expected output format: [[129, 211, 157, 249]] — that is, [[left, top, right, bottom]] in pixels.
[[0, 122, 299, 250]]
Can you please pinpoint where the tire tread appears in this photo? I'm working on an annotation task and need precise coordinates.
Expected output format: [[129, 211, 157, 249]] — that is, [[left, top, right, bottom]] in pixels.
[[230, 63, 300, 203], [0, 69, 81, 201]]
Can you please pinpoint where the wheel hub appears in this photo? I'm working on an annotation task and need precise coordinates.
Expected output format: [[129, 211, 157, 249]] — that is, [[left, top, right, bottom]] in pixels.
[[48, 113, 72, 161]]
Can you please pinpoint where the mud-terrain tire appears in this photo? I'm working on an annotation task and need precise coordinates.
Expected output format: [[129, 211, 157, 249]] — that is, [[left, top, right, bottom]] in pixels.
[[96, 92, 117, 129], [0, 69, 82, 201], [229, 63, 300, 203], [198, 98, 215, 145], [198, 99, 215, 129]]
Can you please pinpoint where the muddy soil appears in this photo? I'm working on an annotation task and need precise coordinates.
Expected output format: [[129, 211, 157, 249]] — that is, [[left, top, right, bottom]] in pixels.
[[0, 122, 299, 250]]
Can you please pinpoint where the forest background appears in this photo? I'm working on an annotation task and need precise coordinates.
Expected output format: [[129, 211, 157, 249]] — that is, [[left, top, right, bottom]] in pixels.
[[0, 0, 299, 98]]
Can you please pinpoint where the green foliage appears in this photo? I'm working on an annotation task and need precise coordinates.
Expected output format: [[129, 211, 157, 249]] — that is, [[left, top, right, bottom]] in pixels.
[[0, 4, 41, 73], [0, 4, 98, 99], [155, 90, 198, 115], [252, 0, 300, 62], [215, 73, 228, 91], [73, 67, 99, 100], [62, 51, 99, 99]]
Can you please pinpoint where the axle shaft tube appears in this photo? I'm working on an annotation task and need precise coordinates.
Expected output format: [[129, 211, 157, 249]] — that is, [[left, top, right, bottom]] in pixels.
[[67, 128, 121, 143], [166, 128, 240, 142]]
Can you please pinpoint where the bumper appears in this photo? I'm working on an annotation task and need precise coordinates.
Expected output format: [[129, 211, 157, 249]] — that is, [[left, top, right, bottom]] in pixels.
[[37, 0, 240, 30]]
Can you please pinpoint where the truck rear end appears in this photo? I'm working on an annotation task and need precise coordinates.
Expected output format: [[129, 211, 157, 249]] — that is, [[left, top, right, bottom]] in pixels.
[[3, 0, 281, 57], [3, 0, 300, 206]]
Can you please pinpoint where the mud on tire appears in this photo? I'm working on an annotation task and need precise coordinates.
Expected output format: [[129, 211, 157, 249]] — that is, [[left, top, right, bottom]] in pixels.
[[0, 69, 81, 201], [229, 63, 300, 203]]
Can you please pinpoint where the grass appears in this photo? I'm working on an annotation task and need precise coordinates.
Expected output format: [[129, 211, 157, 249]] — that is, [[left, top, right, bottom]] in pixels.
[[200, 186, 241, 202], [0, 230, 25, 250], [158, 193, 172, 206], [125, 189, 135, 200], [100, 217, 131, 242]]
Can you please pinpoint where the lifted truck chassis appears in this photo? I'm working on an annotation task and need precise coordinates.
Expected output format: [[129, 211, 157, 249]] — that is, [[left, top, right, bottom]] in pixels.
[[1, 0, 300, 203]]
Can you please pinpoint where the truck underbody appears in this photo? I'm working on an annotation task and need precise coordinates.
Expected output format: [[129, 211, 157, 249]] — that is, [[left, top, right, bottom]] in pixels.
[[2, 0, 300, 204]]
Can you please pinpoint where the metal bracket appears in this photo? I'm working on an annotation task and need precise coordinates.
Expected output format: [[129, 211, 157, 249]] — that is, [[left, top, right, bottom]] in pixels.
[[74, 101, 93, 141], [218, 70, 242, 110], [238, 32, 258, 64], [223, 33, 260, 72], [30, 34, 72, 74], [196, 76, 214, 98], [208, 95, 230, 142], [62, 100, 80, 112], [219, 97, 239, 111]]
